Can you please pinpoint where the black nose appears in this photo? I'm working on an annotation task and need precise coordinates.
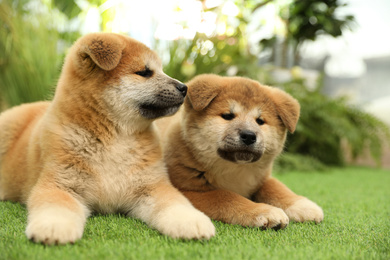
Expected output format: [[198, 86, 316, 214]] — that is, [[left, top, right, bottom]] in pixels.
[[240, 130, 257, 146], [175, 83, 187, 97]]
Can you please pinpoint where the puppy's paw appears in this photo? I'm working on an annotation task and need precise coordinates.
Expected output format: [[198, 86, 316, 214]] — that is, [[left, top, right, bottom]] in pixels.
[[251, 204, 289, 230], [155, 204, 215, 240], [284, 198, 324, 223], [26, 206, 86, 245]]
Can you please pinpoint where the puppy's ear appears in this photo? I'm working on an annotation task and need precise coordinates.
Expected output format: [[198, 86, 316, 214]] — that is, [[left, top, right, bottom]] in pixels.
[[187, 74, 222, 111], [78, 33, 125, 71], [269, 88, 300, 133]]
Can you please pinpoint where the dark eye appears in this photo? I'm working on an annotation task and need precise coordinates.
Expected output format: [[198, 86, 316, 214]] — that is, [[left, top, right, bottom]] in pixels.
[[256, 118, 265, 125], [135, 66, 153, 78], [221, 113, 235, 120]]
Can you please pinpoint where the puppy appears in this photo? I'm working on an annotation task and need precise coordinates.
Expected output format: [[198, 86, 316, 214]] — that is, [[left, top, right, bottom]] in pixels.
[[157, 74, 324, 229], [0, 33, 215, 245]]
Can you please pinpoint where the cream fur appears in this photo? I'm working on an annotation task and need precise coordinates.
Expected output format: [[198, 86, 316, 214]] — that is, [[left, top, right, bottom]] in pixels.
[[251, 204, 289, 228], [149, 204, 215, 239], [26, 203, 89, 244], [284, 198, 324, 223]]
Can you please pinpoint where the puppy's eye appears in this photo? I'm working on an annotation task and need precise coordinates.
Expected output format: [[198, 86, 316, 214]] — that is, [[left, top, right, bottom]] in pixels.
[[135, 67, 153, 78], [256, 118, 265, 125], [221, 113, 235, 120]]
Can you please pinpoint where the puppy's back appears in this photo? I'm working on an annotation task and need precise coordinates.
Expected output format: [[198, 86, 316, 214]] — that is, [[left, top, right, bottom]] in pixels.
[[0, 101, 50, 201]]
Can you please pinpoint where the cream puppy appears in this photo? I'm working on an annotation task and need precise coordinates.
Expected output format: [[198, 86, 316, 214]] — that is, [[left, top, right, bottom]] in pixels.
[[157, 74, 324, 229], [0, 33, 215, 245]]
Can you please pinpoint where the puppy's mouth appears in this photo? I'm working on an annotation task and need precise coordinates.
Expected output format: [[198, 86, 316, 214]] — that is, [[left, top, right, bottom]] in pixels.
[[139, 102, 183, 119], [217, 149, 262, 164]]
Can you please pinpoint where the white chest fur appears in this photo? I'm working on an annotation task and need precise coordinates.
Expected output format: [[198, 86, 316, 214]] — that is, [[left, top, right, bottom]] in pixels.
[[100, 143, 168, 214], [206, 162, 267, 198], [61, 124, 166, 214]]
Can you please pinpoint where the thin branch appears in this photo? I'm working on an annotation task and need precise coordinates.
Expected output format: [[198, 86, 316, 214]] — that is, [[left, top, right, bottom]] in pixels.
[[253, 0, 274, 12]]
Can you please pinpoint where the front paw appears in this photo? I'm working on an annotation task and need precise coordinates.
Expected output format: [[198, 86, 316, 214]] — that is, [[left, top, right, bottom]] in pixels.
[[246, 204, 289, 230], [155, 204, 215, 240], [285, 198, 324, 223], [26, 206, 86, 245]]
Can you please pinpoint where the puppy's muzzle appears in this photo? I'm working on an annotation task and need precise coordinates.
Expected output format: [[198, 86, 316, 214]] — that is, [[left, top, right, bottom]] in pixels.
[[175, 83, 187, 97], [240, 130, 256, 146], [139, 80, 187, 119], [217, 129, 263, 164]]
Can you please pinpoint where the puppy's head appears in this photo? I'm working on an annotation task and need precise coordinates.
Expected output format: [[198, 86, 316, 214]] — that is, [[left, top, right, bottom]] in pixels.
[[59, 33, 186, 127], [183, 74, 300, 165]]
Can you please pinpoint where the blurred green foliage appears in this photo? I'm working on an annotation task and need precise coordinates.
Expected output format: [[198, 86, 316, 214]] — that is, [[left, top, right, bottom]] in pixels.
[[287, 0, 355, 42], [0, 0, 61, 107], [161, 32, 262, 84], [276, 77, 390, 168], [53, 0, 81, 19], [274, 153, 327, 173], [262, 0, 355, 66], [0, 0, 83, 108], [160, 0, 265, 83]]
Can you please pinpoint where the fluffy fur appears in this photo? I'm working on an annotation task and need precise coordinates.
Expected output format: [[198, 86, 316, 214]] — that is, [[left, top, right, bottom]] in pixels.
[[0, 33, 215, 245], [156, 74, 323, 229]]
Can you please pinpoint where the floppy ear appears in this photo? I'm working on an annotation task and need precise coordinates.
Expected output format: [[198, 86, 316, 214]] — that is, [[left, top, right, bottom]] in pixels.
[[186, 74, 222, 111], [269, 88, 300, 133], [78, 33, 125, 71]]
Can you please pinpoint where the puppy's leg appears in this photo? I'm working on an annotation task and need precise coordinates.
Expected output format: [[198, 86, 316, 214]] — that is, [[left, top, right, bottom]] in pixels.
[[26, 182, 89, 245], [130, 181, 215, 240], [183, 189, 289, 229], [255, 177, 323, 223]]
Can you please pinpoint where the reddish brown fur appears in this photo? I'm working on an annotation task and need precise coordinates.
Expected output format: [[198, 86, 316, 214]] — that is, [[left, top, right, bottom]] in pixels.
[[157, 74, 323, 228]]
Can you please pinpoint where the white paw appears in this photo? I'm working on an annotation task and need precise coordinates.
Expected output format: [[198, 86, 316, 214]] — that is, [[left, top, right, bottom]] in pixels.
[[285, 198, 324, 223], [252, 205, 289, 229], [154, 204, 215, 240], [26, 206, 86, 245]]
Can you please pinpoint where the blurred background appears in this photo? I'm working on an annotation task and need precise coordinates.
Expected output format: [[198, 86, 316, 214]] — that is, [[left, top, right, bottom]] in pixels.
[[1, 0, 389, 171]]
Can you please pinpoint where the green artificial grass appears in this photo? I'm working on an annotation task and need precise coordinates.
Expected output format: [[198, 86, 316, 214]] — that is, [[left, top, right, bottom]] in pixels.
[[1, 167, 389, 260]]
